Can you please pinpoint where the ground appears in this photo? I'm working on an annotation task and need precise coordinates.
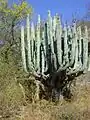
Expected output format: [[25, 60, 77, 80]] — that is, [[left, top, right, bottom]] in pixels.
[[22, 72, 90, 120]]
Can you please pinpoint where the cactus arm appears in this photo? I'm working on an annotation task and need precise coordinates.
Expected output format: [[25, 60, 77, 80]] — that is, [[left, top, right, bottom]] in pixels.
[[83, 26, 88, 72], [73, 23, 79, 70], [69, 23, 76, 66], [42, 25, 48, 72], [21, 25, 27, 72], [41, 30, 45, 73], [49, 11, 57, 71], [48, 11, 54, 54], [63, 23, 69, 65], [44, 22, 50, 73], [88, 55, 90, 71], [47, 10, 51, 45], [78, 26, 82, 69], [52, 16, 57, 41], [26, 14, 33, 71], [67, 25, 72, 62], [56, 15, 62, 68], [46, 10, 57, 72], [36, 15, 41, 73], [31, 22, 35, 65]]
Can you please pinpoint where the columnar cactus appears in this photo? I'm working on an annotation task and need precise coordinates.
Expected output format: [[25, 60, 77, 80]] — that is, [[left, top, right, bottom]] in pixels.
[[21, 11, 89, 76]]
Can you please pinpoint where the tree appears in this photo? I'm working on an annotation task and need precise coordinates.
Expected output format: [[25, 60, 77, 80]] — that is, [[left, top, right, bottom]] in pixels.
[[0, 0, 32, 61]]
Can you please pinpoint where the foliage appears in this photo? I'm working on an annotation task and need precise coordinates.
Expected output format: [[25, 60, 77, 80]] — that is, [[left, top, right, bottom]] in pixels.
[[0, 0, 32, 62], [0, 0, 32, 23], [0, 54, 23, 119]]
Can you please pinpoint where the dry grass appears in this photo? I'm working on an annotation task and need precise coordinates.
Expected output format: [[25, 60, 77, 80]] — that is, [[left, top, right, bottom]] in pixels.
[[23, 83, 90, 120], [0, 59, 90, 120], [0, 53, 26, 120]]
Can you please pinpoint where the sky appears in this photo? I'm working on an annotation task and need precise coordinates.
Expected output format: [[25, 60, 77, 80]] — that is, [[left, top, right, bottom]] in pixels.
[[27, 0, 89, 23], [10, 0, 90, 23]]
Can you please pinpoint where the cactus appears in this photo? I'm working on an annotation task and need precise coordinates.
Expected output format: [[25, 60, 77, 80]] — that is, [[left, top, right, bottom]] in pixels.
[[88, 55, 90, 71], [56, 14, 62, 68], [41, 30, 45, 73], [21, 11, 89, 77], [67, 25, 72, 62], [63, 23, 69, 66], [21, 25, 27, 72], [20, 11, 90, 101], [36, 15, 41, 73], [26, 14, 33, 71], [78, 26, 82, 69], [48, 11, 57, 71], [31, 22, 35, 65], [73, 23, 79, 70], [52, 16, 57, 40], [83, 26, 88, 72]]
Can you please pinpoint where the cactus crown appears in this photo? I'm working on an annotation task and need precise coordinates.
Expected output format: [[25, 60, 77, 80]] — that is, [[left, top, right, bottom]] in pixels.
[[21, 11, 89, 74]]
